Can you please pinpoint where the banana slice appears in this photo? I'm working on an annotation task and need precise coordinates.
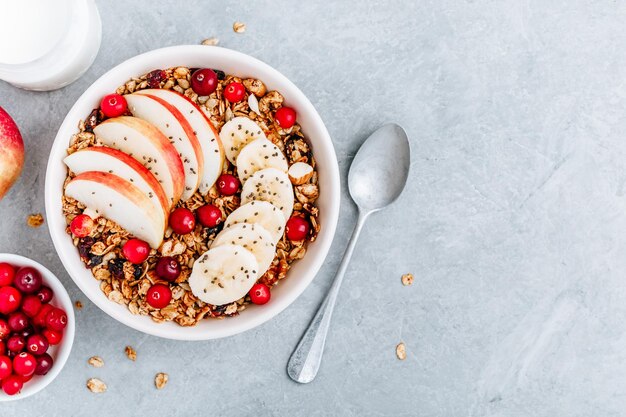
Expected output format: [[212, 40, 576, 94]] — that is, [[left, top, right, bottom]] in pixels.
[[236, 138, 288, 183], [189, 244, 259, 306], [223, 201, 286, 243], [219, 117, 266, 164], [212, 223, 275, 276], [241, 168, 294, 221]]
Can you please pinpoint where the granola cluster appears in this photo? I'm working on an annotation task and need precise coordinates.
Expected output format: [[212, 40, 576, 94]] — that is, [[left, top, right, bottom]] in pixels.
[[62, 67, 320, 326]]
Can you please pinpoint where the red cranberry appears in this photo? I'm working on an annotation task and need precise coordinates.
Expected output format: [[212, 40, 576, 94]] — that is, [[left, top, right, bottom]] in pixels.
[[223, 81, 245, 102], [13, 352, 36, 376], [146, 284, 172, 309], [0, 320, 9, 340], [7, 312, 28, 332], [122, 238, 151, 264], [155, 257, 181, 282], [33, 304, 54, 328], [0, 263, 15, 287], [0, 356, 10, 380], [21, 295, 41, 318], [18, 326, 34, 339], [249, 283, 271, 305], [285, 216, 310, 241], [0, 341, 4, 356], [36, 286, 53, 304], [100, 93, 128, 118], [0, 286, 22, 315], [191, 69, 218, 96], [70, 214, 95, 237], [42, 329, 62, 346], [275, 106, 297, 129], [19, 372, 33, 383], [197, 204, 223, 227], [2, 374, 23, 395], [169, 208, 196, 235], [217, 174, 240, 196], [34, 353, 53, 375], [13, 267, 42, 294], [26, 334, 49, 356], [6, 334, 24, 353], [45, 308, 68, 331]]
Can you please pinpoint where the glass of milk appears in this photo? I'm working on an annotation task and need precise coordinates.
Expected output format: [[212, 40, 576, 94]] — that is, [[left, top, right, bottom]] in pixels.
[[0, 0, 102, 91]]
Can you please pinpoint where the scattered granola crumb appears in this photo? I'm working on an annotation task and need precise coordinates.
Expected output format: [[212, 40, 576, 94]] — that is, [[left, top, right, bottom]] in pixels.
[[88, 356, 104, 368], [75, 300, 83, 309], [401, 273, 414, 286], [155, 372, 168, 389], [201, 37, 219, 46], [26, 213, 44, 228], [87, 378, 107, 393], [396, 342, 407, 360], [125, 345, 137, 361], [233, 22, 246, 33]]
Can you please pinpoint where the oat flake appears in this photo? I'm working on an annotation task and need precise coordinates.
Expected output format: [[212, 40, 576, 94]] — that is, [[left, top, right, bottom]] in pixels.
[[27, 213, 44, 227], [125, 345, 137, 361], [233, 21, 246, 33], [401, 273, 414, 286], [87, 378, 107, 393], [396, 342, 407, 360], [155, 372, 168, 389], [88, 356, 104, 368], [201, 37, 219, 46]]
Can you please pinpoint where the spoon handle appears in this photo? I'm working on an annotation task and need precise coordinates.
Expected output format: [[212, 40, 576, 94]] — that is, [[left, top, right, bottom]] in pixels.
[[287, 210, 370, 383]]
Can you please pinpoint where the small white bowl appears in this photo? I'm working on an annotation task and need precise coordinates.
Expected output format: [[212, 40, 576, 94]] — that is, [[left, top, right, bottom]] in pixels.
[[44, 45, 340, 340], [0, 254, 75, 401]]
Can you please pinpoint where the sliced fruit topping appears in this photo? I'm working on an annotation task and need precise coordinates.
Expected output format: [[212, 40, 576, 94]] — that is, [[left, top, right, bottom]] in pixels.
[[69, 214, 95, 237], [223, 200, 286, 243], [125, 93, 204, 201], [169, 207, 196, 235], [211, 223, 275, 277], [135, 89, 224, 194], [216, 173, 240, 196], [275, 106, 296, 129], [219, 117, 267, 164], [64, 171, 165, 249], [285, 216, 310, 241], [123, 238, 151, 264], [196, 204, 223, 228], [236, 138, 288, 183], [249, 283, 271, 305], [100, 93, 128, 118], [94, 116, 184, 206], [287, 162, 314, 185], [223, 81, 245, 103], [64, 146, 170, 222], [240, 168, 294, 221], [189, 244, 259, 306]]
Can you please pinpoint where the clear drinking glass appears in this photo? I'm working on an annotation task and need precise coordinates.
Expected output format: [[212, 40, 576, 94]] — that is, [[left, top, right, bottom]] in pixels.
[[0, 0, 102, 91]]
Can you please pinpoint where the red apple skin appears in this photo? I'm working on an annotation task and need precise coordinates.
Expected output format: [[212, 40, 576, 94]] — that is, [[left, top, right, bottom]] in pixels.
[[0, 106, 24, 201]]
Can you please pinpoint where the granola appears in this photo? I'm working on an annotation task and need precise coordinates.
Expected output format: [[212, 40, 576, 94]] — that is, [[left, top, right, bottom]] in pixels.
[[86, 377, 107, 393], [88, 356, 104, 368], [62, 67, 320, 326], [125, 345, 137, 361], [154, 372, 168, 389], [27, 213, 44, 228]]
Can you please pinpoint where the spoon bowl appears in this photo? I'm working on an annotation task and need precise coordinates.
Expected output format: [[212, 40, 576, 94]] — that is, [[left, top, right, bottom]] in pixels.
[[348, 124, 410, 212]]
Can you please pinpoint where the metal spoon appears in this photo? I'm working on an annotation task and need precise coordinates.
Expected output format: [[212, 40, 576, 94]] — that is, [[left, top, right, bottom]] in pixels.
[[287, 123, 410, 383]]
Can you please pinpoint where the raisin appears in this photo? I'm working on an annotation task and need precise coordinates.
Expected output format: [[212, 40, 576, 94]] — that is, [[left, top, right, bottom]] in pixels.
[[205, 223, 223, 237], [88, 255, 103, 267], [77, 237, 95, 260], [213, 69, 225, 80], [146, 69, 167, 88], [133, 265, 143, 279], [108, 258, 125, 279], [84, 108, 101, 133]]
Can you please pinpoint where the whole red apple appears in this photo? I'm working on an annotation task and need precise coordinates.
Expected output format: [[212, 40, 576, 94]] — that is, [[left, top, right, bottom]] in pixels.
[[0, 106, 24, 201]]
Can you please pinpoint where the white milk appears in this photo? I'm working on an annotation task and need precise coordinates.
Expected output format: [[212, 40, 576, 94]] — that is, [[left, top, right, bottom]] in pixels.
[[0, 0, 102, 91]]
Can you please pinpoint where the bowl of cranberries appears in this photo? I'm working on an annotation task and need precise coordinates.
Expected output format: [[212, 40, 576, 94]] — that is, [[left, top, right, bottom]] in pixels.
[[0, 254, 74, 400]]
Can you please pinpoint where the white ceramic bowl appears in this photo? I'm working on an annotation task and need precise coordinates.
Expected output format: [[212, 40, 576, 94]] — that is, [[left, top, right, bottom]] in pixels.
[[0, 254, 75, 401], [45, 45, 340, 340]]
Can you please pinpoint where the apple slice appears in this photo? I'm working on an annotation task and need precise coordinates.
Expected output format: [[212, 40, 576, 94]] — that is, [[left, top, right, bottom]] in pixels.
[[0, 106, 24, 201], [125, 93, 204, 201], [135, 89, 224, 194], [93, 116, 184, 206], [63, 146, 169, 228], [64, 171, 164, 248]]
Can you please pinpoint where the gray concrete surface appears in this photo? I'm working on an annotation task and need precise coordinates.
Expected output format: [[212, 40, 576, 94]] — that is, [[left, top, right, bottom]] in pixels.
[[2, 0, 626, 415]]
